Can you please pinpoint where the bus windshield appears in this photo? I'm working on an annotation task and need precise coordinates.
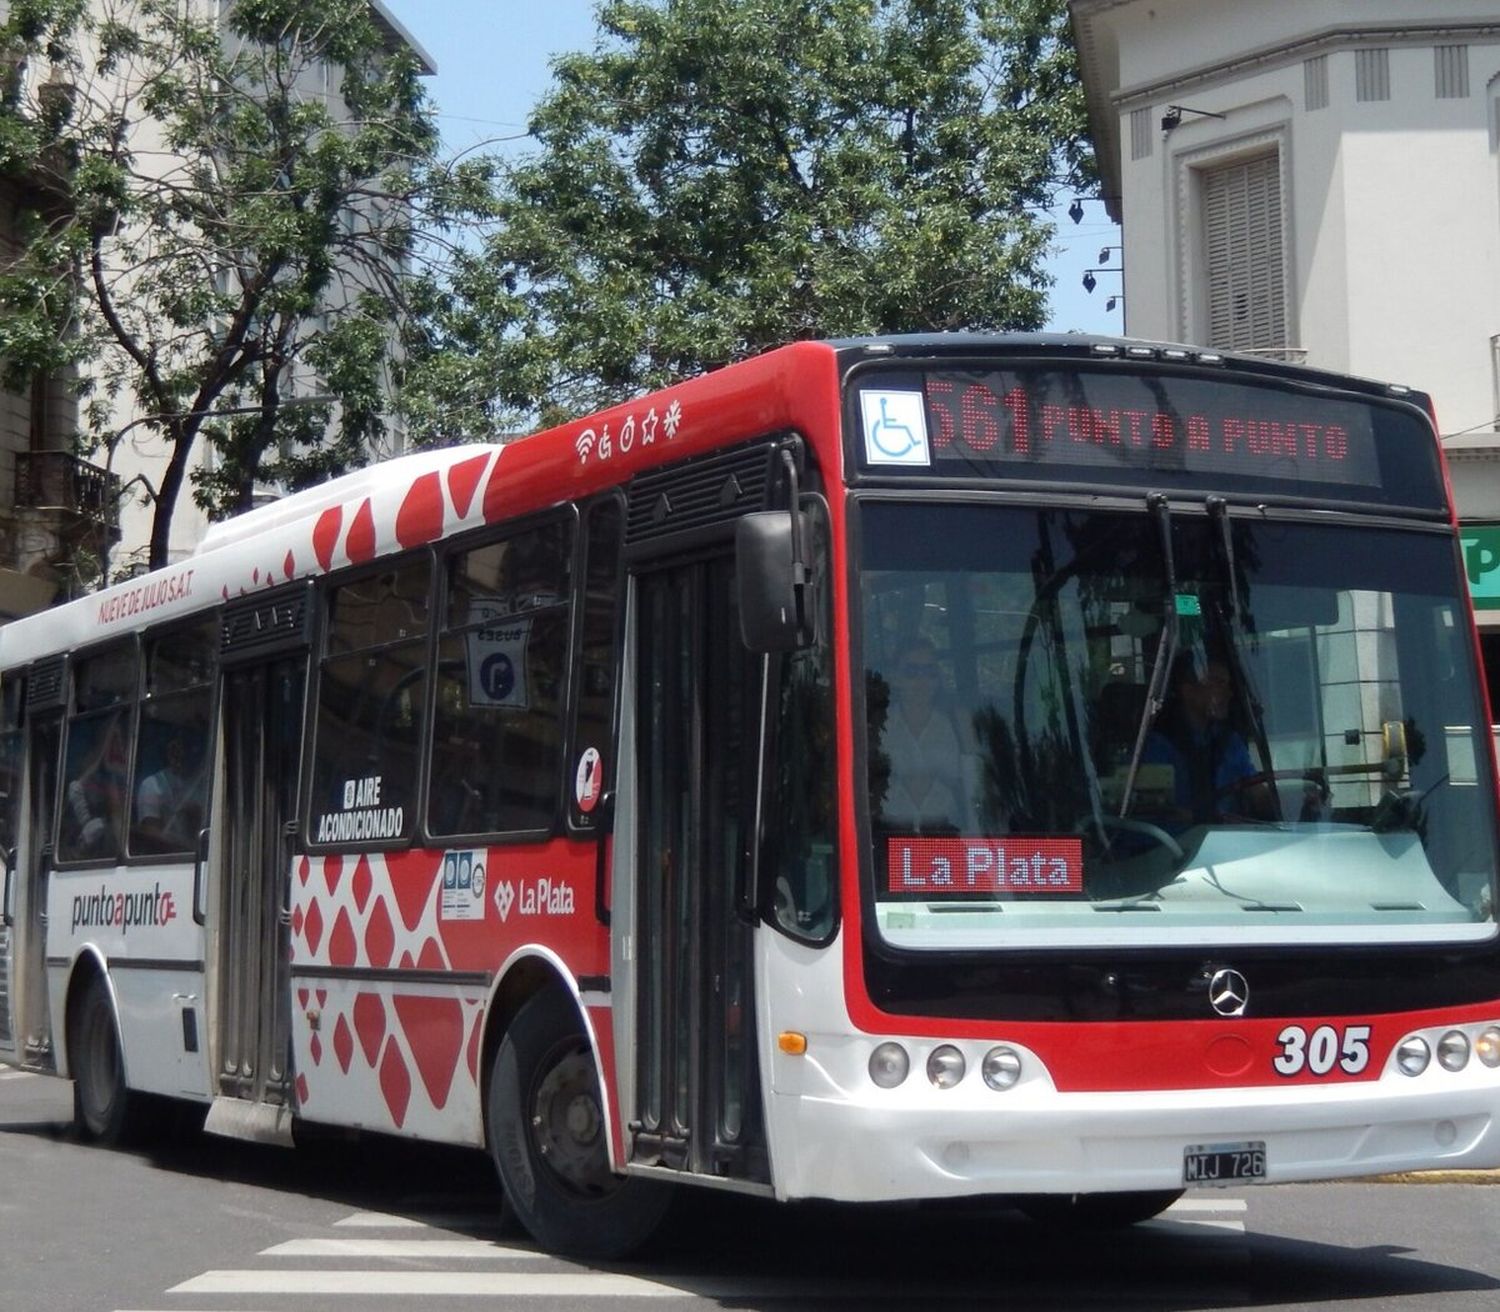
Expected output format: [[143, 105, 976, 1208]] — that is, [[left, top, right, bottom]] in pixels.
[[860, 502, 1499, 950]]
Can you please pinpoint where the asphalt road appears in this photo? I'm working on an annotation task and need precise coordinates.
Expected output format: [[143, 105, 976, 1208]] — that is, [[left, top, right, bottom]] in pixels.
[[3, 1067, 1500, 1310]]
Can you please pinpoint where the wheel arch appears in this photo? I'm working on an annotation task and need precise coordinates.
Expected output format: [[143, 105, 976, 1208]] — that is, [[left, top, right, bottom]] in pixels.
[[61, 946, 117, 1084], [480, 947, 614, 1159]]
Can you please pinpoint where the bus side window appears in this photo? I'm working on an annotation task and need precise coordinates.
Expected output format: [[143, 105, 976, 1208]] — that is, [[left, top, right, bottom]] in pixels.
[[568, 497, 623, 831], [310, 557, 432, 846], [765, 499, 836, 941], [129, 620, 216, 857], [0, 673, 23, 858], [59, 644, 138, 864], [427, 517, 574, 839]]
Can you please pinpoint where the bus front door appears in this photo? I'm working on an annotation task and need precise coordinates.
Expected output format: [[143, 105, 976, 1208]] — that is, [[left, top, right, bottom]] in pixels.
[[208, 655, 304, 1143], [630, 557, 768, 1184]]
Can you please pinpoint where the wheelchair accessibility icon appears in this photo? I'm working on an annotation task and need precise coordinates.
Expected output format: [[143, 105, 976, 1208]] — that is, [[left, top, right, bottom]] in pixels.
[[860, 391, 930, 466]]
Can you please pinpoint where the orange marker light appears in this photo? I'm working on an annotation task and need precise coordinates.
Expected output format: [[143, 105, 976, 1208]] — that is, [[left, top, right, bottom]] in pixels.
[[778, 1031, 808, 1055]]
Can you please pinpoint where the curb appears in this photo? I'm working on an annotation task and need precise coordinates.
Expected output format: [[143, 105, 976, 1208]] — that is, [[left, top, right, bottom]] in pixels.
[[1366, 1170, 1500, 1184]]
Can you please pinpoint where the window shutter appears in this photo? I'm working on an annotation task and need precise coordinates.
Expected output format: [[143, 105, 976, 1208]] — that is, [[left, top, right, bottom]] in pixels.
[[1202, 154, 1287, 353]]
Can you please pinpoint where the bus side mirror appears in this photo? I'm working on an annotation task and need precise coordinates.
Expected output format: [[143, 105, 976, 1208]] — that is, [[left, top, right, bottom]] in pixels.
[[737, 511, 812, 653]]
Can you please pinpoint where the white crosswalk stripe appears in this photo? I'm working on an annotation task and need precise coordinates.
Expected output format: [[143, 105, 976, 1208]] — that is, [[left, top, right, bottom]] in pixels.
[[121, 1194, 1254, 1308], [333, 1209, 503, 1230], [261, 1237, 533, 1259], [1154, 1194, 1249, 1234], [1167, 1196, 1248, 1212]]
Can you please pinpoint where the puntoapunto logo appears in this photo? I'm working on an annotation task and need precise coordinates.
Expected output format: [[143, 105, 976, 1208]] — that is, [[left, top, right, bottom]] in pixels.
[[70, 884, 178, 934]]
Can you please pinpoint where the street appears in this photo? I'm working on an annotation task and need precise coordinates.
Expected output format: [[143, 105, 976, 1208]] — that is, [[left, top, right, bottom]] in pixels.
[[2, 1067, 1500, 1311]]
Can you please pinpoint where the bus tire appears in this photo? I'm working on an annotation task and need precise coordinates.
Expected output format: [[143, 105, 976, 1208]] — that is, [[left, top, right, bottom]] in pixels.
[[1015, 1189, 1184, 1229], [486, 988, 672, 1259], [70, 975, 148, 1145]]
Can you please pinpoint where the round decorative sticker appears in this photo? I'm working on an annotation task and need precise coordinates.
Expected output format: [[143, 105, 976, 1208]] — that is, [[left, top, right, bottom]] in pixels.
[[575, 747, 603, 814]]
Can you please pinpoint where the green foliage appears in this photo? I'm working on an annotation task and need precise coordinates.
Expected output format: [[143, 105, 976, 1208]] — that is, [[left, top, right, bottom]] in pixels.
[[0, 0, 488, 572], [403, 0, 1092, 439]]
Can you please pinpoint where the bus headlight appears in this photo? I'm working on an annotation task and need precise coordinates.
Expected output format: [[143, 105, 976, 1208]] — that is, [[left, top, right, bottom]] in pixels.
[[982, 1046, 1023, 1091], [1438, 1030, 1471, 1072], [927, 1045, 966, 1089], [1396, 1035, 1431, 1076], [1476, 1028, 1500, 1068], [869, 1042, 910, 1088]]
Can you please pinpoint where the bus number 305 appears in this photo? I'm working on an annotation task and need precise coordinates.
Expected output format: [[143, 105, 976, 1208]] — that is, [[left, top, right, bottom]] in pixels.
[[1272, 1024, 1372, 1077]]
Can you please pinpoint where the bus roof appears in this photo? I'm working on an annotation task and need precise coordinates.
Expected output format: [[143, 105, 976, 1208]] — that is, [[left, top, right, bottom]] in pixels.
[[0, 334, 1435, 669], [825, 333, 1432, 407]]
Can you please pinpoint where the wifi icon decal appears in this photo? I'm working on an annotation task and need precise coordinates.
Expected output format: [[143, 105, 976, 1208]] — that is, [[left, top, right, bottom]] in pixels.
[[574, 429, 596, 463]]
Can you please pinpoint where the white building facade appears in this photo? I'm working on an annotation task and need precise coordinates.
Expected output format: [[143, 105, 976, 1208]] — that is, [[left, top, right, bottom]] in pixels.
[[99, 0, 434, 575], [1070, 1, 1500, 683]]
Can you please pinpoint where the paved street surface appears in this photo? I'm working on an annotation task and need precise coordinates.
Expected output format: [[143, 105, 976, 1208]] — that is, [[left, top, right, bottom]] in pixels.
[[3, 1066, 1500, 1310]]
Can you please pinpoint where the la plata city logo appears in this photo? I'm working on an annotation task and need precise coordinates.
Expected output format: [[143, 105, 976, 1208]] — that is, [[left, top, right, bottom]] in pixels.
[[493, 877, 574, 923]]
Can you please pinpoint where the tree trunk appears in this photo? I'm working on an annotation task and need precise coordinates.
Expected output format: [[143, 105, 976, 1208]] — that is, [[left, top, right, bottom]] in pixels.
[[148, 422, 196, 572]]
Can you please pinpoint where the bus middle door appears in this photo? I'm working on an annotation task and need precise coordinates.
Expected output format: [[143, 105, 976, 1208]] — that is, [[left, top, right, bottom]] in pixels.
[[207, 588, 310, 1144], [11, 668, 62, 1071]]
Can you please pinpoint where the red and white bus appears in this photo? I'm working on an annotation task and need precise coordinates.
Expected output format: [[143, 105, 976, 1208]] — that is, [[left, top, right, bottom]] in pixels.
[[3, 334, 1499, 1256]]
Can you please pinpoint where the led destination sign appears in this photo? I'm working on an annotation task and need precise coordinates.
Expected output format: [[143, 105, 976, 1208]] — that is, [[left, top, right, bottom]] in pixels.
[[855, 365, 1443, 509]]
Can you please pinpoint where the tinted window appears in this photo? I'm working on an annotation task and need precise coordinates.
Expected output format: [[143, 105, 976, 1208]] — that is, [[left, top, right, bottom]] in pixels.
[[427, 519, 573, 838], [311, 559, 431, 846], [0, 674, 22, 856], [568, 500, 621, 830], [130, 621, 216, 856], [765, 500, 837, 940], [60, 645, 137, 863]]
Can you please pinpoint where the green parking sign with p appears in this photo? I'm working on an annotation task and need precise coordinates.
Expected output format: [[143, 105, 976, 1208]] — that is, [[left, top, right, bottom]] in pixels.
[[1463, 525, 1500, 610]]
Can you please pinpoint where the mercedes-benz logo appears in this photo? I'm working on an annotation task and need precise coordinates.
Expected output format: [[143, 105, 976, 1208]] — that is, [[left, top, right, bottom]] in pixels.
[[1208, 968, 1249, 1017]]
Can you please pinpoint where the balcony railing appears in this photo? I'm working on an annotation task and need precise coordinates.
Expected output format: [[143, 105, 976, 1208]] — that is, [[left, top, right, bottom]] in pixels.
[[14, 451, 120, 525]]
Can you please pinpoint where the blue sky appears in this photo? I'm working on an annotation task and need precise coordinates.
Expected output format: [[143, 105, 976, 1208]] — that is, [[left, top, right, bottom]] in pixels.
[[382, 1, 1122, 335]]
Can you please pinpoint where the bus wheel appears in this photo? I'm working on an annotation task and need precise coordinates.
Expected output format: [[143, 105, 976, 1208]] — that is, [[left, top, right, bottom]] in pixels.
[[1015, 1189, 1184, 1228], [487, 989, 672, 1258], [70, 976, 147, 1145]]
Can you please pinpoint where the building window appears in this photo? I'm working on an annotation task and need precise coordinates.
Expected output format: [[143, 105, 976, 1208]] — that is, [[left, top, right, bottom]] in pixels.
[[1201, 152, 1287, 353], [1356, 48, 1390, 103], [1304, 55, 1329, 111], [1435, 46, 1469, 99], [1130, 108, 1152, 161]]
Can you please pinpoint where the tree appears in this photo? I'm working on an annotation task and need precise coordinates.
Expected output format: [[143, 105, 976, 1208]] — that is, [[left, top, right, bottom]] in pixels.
[[0, 0, 492, 572], [402, 0, 1092, 441]]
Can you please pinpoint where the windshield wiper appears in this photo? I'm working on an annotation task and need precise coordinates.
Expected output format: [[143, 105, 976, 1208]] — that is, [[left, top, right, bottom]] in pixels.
[[1206, 496, 1279, 817], [1119, 493, 1180, 819]]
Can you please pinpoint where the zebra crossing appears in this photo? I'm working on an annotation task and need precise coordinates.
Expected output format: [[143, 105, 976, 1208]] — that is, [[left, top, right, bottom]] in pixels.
[[113, 1194, 1251, 1308]]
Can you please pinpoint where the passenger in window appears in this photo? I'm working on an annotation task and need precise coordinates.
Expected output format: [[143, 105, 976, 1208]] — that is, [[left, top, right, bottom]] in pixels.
[[66, 719, 129, 858], [1143, 654, 1271, 826], [135, 729, 206, 852], [876, 639, 973, 834]]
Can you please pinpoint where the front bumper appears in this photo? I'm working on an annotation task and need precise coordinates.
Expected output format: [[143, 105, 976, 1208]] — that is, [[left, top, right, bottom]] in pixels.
[[768, 1032, 1500, 1202]]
